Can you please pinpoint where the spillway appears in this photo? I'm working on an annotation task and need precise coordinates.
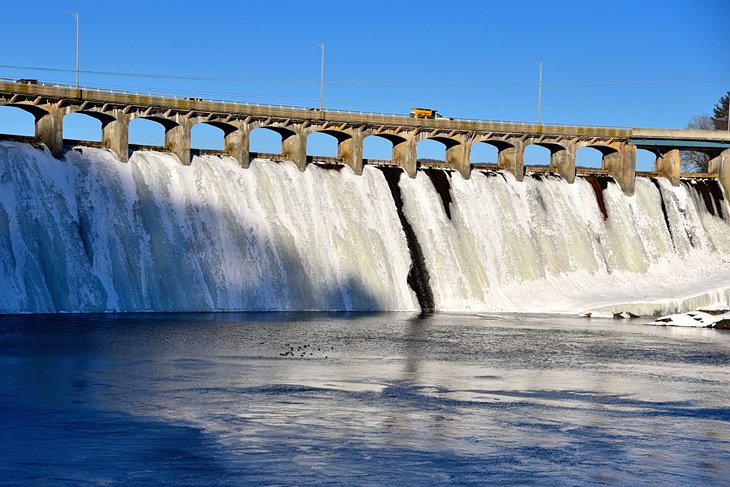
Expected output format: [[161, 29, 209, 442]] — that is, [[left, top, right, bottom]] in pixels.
[[1, 141, 729, 314]]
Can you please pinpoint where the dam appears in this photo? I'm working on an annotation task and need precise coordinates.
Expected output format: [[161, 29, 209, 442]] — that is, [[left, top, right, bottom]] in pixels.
[[0, 81, 729, 314]]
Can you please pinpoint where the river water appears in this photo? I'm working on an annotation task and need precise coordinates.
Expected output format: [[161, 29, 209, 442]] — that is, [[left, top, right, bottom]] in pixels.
[[1, 313, 729, 485]]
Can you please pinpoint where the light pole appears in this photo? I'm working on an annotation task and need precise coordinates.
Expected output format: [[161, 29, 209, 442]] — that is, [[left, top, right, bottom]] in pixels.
[[534, 61, 543, 126], [316, 42, 325, 111], [68, 11, 79, 89]]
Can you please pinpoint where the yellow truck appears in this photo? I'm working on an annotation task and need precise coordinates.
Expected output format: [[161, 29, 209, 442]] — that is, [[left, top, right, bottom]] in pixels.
[[410, 107, 440, 119]]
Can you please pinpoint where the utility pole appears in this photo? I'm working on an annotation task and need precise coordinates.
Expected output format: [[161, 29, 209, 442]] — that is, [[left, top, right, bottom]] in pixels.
[[68, 11, 79, 89], [535, 61, 543, 126], [317, 42, 325, 111]]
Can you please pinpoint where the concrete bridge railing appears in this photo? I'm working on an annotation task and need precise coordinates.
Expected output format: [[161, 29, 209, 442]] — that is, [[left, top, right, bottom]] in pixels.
[[1, 80, 730, 197]]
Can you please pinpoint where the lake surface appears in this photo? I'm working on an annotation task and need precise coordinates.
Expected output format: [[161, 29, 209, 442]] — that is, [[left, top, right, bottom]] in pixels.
[[1, 312, 729, 485]]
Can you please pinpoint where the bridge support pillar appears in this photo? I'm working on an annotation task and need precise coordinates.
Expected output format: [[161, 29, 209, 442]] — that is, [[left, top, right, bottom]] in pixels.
[[709, 151, 724, 175], [447, 139, 472, 179], [497, 139, 525, 181], [711, 149, 730, 199], [282, 129, 307, 171], [101, 113, 130, 162], [551, 144, 576, 183], [224, 124, 251, 168], [393, 135, 417, 178], [338, 129, 364, 175], [165, 117, 192, 165], [656, 149, 680, 186], [35, 104, 63, 159], [604, 143, 636, 196]]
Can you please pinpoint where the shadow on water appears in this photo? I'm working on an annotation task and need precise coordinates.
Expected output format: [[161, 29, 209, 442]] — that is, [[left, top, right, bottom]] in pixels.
[[2, 313, 730, 485], [0, 395, 233, 486]]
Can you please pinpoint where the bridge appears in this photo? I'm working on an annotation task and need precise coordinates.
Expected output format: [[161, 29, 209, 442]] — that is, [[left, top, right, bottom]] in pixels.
[[1, 80, 729, 196]]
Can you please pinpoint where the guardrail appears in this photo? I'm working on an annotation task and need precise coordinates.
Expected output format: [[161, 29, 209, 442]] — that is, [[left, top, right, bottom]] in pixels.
[[0, 77, 631, 131]]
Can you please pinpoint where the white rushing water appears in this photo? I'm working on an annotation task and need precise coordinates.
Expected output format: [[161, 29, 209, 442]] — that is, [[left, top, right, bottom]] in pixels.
[[1, 140, 729, 314], [0, 142, 416, 312], [401, 170, 730, 314]]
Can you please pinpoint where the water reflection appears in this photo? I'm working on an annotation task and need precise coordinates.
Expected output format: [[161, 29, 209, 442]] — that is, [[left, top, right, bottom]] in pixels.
[[1, 313, 729, 485]]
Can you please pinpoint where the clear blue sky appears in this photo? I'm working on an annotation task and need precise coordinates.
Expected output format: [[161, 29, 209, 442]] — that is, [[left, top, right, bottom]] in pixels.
[[1, 0, 728, 168]]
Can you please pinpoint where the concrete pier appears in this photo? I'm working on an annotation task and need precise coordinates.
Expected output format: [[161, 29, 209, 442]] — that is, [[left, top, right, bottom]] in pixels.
[[710, 149, 730, 198], [656, 149, 681, 186], [496, 139, 525, 182], [2, 80, 730, 193], [551, 145, 576, 183]]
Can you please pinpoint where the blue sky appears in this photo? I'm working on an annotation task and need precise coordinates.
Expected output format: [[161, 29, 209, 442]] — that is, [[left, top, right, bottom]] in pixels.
[[1, 0, 728, 169]]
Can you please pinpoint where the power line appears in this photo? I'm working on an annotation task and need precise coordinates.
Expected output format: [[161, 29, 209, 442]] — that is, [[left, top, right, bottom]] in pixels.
[[0, 63, 728, 89]]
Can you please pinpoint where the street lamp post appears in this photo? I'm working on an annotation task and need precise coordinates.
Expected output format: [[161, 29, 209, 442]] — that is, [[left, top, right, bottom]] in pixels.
[[68, 11, 79, 89], [535, 61, 543, 126], [317, 42, 325, 111]]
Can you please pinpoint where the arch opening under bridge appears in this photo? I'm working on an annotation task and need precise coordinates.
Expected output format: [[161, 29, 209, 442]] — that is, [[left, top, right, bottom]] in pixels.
[[417, 138, 449, 165], [307, 131, 340, 160], [191, 122, 226, 151], [363, 134, 393, 162], [63, 112, 102, 142], [0, 105, 36, 137], [523, 144, 551, 167], [576, 146, 607, 169], [128, 117, 167, 149], [471, 141, 499, 165]]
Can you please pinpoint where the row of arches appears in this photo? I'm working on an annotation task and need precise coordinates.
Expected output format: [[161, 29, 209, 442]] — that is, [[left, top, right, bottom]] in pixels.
[[0, 105, 663, 170]]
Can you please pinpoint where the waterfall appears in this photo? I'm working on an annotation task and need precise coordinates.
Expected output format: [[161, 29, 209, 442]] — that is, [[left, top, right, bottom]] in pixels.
[[0, 142, 416, 312], [1, 140, 729, 314], [398, 169, 730, 314]]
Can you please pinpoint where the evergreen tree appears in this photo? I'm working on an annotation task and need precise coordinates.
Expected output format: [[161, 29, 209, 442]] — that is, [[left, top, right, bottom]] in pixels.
[[712, 91, 729, 131]]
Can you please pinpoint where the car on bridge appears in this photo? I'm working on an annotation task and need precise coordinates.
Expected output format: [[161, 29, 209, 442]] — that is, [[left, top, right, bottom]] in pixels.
[[16, 79, 39, 84]]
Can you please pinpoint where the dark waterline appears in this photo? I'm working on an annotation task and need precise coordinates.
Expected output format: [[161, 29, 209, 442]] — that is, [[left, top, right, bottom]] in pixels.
[[1, 312, 729, 486]]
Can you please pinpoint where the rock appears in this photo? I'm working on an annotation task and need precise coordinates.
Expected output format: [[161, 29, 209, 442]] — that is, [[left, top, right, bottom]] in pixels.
[[713, 319, 730, 330]]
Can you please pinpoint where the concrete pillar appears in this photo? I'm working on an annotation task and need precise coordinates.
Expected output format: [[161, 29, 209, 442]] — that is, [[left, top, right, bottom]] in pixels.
[[604, 143, 636, 196], [446, 139, 472, 179], [714, 149, 730, 198], [165, 118, 192, 166], [337, 129, 364, 175], [551, 144, 576, 183], [708, 153, 721, 176], [497, 139, 525, 181], [393, 135, 417, 178], [656, 149, 680, 186], [101, 114, 130, 162], [224, 124, 251, 168], [34, 105, 63, 159], [282, 130, 307, 171]]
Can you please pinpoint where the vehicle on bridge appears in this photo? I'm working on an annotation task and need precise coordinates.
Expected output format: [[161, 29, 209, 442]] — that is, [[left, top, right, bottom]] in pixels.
[[16, 79, 38, 84], [410, 107, 440, 119]]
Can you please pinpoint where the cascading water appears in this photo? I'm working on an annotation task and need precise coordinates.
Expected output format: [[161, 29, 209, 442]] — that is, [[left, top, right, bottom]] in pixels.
[[1, 140, 729, 314], [399, 169, 730, 314], [0, 142, 416, 312]]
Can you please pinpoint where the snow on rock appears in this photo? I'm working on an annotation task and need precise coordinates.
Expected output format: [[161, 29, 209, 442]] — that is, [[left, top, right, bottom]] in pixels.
[[649, 311, 730, 328]]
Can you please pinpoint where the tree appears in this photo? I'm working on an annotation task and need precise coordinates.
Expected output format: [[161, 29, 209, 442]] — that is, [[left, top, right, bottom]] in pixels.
[[680, 114, 713, 172], [712, 91, 729, 131]]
